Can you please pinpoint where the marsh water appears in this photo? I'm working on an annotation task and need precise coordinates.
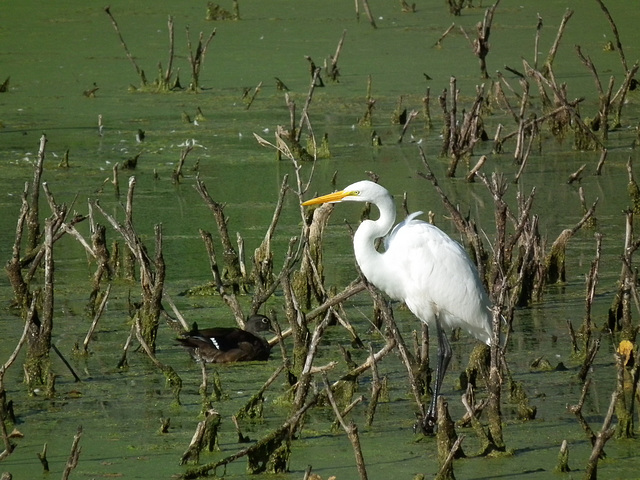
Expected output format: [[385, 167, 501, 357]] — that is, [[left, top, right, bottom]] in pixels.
[[1, 1, 640, 479]]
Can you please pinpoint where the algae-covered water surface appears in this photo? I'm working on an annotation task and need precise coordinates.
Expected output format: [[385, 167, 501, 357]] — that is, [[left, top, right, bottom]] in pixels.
[[1, 1, 640, 479]]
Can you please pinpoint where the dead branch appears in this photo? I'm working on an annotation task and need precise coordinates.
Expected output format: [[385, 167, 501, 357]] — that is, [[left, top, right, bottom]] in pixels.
[[526, 59, 604, 151], [555, 439, 571, 472], [181, 395, 318, 478], [542, 9, 574, 77], [434, 23, 456, 48], [465, 155, 487, 182], [460, 384, 491, 447], [435, 396, 465, 479], [172, 139, 195, 184], [322, 373, 368, 480], [594, 0, 627, 73], [185, 26, 216, 92], [397, 109, 419, 143], [568, 378, 597, 445], [326, 29, 347, 82], [82, 283, 112, 353], [360, 273, 425, 420], [133, 310, 182, 404], [5, 184, 32, 308], [116, 323, 136, 369], [0, 311, 31, 460], [438, 78, 486, 177], [244, 81, 263, 110], [180, 409, 221, 465], [163, 292, 191, 331], [360, 0, 377, 28], [61, 426, 83, 480], [164, 15, 175, 85], [567, 164, 587, 184], [104, 7, 147, 85], [252, 175, 289, 302], [293, 311, 334, 409], [194, 176, 244, 290], [584, 390, 618, 479], [473, 1, 501, 79], [534, 14, 543, 69], [198, 229, 245, 324], [365, 344, 382, 426], [235, 365, 285, 420]]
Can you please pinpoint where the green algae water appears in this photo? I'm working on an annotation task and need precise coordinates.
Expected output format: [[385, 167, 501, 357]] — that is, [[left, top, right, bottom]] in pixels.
[[1, 1, 640, 478]]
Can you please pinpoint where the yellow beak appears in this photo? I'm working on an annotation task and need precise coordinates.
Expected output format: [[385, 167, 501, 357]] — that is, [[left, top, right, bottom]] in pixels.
[[301, 190, 355, 206]]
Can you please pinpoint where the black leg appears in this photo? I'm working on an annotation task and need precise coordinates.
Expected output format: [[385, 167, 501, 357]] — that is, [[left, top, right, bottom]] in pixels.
[[422, 316, 452, 434]]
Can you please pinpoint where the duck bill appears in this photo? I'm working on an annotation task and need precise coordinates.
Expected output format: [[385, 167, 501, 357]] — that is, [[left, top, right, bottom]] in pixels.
[[302, 190, 352, 206]]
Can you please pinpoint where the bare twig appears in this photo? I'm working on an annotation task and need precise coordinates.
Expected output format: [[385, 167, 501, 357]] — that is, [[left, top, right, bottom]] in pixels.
[[82, 284, 112, 352], [434, 23, 456, 48], [360, 0, 377, 28], [322, 373, 368, 480], [61, 426, 83, 480], [104, 6, 146, 84], [594, 0, 627, 72], [584, 391, 619, 479]]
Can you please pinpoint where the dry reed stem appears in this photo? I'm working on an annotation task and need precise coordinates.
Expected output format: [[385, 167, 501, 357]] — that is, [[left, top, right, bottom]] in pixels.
[[104, 7, 146, 83], [360, 272, 426, 420], [473, 0, 501, 79], [434, 23, 456, 48], [195, 176, 243, 290], [236, 365, 285, 420], [116, 323, 136, 369], [365, 344, 382, 426], [292, 311, 333, 409], [185, 27, 216, 91], [397, 109, 418, 143], [322, 373, 369, 480], [164, 15, 175, 84], [198, 229, 245, 324], [61, 426, 83, 480], [0, 312, 31, 460], [162, 292, 191, 331], [82, 284, 111, 352], [583, 391, 618, 479], [542, 9, 573, 76], [180, 409, 221, 465], [360, 0, 376, 28], [182, 396, 318, 478], [555, 439, 571, 473], [435, 396, 464, 480], [568, 379, 597, 446], [585, 234, 602, 333], [133, 308, 183, 404], [245, 81, 263, 110], [326, 29, 347, 81], [594, 0, 628, 72], [172, 140, 194, 183]]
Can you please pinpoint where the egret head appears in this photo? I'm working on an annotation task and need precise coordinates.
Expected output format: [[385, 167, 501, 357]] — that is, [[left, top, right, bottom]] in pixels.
[[302, 180, 386, 206]]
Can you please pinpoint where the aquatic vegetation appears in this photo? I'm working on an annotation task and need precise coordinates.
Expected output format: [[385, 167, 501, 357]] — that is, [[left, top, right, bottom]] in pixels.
[[2, 1, 640, 479]]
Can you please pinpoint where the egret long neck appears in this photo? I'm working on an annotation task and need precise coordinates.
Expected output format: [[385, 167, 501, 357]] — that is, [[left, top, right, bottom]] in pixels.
[[353, 195, 396, 274]]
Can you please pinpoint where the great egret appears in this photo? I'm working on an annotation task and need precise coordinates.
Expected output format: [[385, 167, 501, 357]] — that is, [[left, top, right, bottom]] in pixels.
[[302, 180, 493, 433], [178, 314, 273, 363]]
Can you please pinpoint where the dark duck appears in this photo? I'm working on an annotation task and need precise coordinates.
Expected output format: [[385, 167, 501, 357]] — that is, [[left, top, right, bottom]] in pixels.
[[178, 314, 273, 363]]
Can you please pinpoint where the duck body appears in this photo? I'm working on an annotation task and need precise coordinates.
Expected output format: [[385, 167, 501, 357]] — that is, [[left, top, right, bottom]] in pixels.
[[178, 314, 272, 363]]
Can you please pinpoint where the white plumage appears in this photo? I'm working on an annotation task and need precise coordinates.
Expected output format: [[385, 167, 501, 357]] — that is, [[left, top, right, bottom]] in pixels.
[[303, 180, 493, 433]]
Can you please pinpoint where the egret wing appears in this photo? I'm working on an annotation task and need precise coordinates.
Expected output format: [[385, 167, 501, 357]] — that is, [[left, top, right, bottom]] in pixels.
[[383, 218, 492, 343]]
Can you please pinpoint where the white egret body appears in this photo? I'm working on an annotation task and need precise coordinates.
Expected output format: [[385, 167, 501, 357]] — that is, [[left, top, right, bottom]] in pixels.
[[302, 180, 493, 432]]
